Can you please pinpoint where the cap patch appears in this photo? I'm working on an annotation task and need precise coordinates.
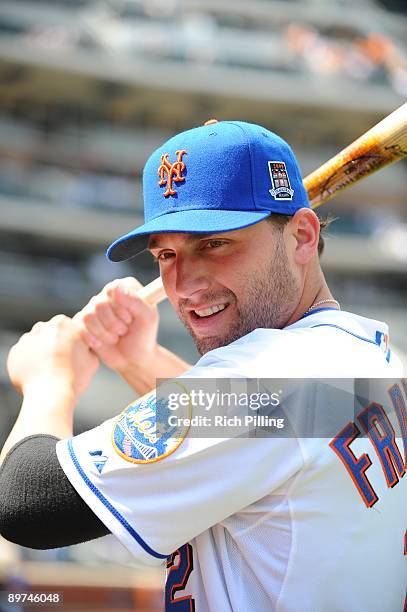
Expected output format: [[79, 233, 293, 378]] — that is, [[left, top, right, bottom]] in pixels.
[[158, 149, 187, 197], [268, 161, 294, 201]]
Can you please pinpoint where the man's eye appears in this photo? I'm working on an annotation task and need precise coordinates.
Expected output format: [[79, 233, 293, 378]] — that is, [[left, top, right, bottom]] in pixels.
[[155, 251, 174, 262], [206, 240, 226, 248]]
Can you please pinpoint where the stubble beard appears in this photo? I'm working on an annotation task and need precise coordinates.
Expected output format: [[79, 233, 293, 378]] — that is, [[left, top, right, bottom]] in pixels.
[[178, 238, 300, 355]]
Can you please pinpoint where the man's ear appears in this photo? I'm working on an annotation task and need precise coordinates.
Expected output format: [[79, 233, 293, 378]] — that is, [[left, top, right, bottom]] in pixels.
[[289, 208, 320, 264]]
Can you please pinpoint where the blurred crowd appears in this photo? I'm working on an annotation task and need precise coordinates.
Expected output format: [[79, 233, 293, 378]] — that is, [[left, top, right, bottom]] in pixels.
[[285, 26, 407, 95], [0, 153, 137, 212], [2, 0, 406, 95]]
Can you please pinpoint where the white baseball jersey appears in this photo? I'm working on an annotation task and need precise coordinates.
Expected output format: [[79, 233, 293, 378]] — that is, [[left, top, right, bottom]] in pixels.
[[56, 309, 407, 611]]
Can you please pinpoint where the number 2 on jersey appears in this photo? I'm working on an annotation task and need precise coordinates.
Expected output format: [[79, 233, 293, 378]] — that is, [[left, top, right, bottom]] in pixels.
[[165, 543, 195, 611]]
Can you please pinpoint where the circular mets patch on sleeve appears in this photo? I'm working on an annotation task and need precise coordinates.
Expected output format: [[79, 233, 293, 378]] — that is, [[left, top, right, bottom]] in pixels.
[[112, 380, 191, 464]]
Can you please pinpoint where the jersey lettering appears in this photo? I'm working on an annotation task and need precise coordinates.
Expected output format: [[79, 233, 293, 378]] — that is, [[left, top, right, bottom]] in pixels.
[[329, 421, 378, 507], [165, 544, 195, 611], [388, 382, 407, 466], [358, 402, 405, 487], [330, 384, 406, 507]]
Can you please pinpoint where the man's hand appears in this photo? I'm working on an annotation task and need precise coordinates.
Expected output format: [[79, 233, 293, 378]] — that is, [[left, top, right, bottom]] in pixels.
[[73, 277, 191, 396], [1, 315, 99, 463], [73, 277, 159, 373], [7, 315, 99, 399]]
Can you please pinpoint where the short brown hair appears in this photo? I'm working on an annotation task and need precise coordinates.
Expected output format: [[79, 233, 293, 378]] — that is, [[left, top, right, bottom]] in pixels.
[[267, 213, 334, 257]]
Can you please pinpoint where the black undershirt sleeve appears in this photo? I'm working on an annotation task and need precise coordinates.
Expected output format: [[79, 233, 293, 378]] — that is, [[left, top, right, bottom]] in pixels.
[[0, 434, 110, 549]]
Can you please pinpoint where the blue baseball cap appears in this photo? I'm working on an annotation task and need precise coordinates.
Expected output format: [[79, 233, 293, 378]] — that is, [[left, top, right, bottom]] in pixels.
[[107, 120, 310, 261]]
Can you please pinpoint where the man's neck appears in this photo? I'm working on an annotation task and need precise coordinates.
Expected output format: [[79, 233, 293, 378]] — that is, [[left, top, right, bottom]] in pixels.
[[285, 277, 339, 328]]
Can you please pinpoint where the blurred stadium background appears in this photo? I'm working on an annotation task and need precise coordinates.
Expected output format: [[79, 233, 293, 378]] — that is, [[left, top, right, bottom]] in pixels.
[[0, 0, 406, 609]]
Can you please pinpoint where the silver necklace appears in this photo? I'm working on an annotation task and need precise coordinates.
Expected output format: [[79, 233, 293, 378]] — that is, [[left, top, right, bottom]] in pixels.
[[305, 298, 341, 314]]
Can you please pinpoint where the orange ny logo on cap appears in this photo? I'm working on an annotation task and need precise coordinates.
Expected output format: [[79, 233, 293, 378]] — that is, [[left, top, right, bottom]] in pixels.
[[158, 150, 187, 197]]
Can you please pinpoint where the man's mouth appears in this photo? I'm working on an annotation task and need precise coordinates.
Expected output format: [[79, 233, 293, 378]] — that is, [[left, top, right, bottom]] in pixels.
[[193, 303, 228, 318], [186, 302, 231, 329], [181, 299, 235, 346]]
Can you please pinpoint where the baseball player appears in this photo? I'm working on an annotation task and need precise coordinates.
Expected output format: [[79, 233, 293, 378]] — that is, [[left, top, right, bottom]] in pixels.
[[1, 121, 406, 611]]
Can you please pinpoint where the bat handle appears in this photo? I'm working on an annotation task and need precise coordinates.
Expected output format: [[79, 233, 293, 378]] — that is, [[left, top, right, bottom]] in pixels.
[[137, 276, 167, 306]]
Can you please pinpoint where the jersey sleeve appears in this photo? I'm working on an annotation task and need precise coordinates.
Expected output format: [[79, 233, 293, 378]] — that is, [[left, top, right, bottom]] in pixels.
[[56, 359, 305, 566]]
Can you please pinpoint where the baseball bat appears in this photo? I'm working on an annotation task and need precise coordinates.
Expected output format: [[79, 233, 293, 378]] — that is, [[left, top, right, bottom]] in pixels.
[[136, 102, 407, 307]]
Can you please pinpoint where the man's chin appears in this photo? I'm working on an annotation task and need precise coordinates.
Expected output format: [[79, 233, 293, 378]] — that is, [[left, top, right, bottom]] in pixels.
[[181, 316, 249, 355], [179, 317, 228, 355], [194, 335, 225, 356], [193, 328, 246, 355]]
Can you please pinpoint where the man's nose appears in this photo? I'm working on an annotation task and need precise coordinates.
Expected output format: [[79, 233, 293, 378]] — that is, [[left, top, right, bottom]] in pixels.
[[174, 254, 211, 299]]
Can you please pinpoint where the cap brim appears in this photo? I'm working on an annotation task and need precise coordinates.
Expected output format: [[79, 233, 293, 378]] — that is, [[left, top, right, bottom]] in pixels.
[[107, 209, 271, 262]]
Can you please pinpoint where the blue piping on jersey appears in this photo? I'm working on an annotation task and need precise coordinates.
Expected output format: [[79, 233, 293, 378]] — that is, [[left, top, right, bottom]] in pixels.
[[309, 323, 391, 355], [309, 323, 378, 346], [300, 312, 392, 363], [67, 438, 168, 560]]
